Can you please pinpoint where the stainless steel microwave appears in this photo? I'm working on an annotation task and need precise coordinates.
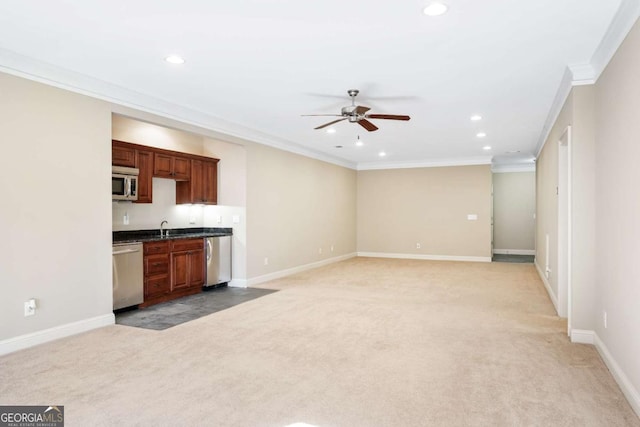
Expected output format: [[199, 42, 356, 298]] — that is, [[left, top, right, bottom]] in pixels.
[[112, 166, 139, 201]]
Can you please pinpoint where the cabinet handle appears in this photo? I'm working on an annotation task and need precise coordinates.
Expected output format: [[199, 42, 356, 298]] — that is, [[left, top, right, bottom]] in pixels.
[[152, 262, 163, 267]]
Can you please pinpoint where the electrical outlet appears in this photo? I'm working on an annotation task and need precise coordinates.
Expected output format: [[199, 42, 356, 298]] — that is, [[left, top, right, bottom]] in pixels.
[[264, 257, 269, 266], [330, 245, 334, 252], [216, 215, 222, 224], [416, 243, 421, 249], [603, 311, 607, 329], [123, 212, 129, 225], [24, 299, 36, 317], [318, 247, 322, 254]]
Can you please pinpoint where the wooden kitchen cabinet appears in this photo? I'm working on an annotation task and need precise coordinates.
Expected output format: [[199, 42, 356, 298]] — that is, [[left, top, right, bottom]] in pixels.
[[153, 153, 191, 180], [135, 149, 153, 203], [170, 239, 205, 291], [141, 238, 204, 307], [112, 143, 136, 167], [176, 159, 218, 205], [142, 241, 170, 303]]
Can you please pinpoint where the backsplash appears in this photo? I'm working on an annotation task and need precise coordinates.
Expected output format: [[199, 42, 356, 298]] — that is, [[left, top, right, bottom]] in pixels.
[[112, 178, 204, 231]]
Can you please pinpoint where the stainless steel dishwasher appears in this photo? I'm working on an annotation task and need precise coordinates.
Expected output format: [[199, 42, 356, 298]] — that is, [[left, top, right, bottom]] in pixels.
[[204, 236, 231, 287], [112, 242, 144, 310]]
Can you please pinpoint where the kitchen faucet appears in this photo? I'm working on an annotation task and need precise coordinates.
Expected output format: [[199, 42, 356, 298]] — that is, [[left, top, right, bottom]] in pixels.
[[160, 220, 168, 238]]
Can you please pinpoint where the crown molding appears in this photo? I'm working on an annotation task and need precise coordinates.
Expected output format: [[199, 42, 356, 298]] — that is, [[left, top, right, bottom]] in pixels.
[[535, 66, 574, 158], [0, 48, 356, 170], [590, 0, 640, 81], [357, 156, 492, 171], [536, 2, 640, 158], [491, 164, 536, 173]]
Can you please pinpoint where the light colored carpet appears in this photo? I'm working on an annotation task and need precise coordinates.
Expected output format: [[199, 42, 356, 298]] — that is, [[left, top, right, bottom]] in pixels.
[[1, 258, 638, 426]]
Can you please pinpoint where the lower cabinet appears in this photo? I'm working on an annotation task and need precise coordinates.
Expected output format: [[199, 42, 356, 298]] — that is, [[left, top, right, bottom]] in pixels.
[[142, 238, 204, 307], [170, 239, 205, 291]]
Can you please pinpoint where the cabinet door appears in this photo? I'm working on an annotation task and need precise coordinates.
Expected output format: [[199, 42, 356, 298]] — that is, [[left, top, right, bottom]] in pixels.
[[191, 159, 205, 203], [189, 249, 205, 287], [173, 156, 191, 180], [135, 150, 153, 203], [171, 252, 190, 291], [112, 144, 136, 167], [203, 160, 218, 204], [153, 153, 174, 178]]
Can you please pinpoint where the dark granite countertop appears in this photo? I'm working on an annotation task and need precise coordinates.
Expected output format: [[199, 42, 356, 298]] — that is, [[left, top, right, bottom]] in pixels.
[[113, 227, 232, 244]]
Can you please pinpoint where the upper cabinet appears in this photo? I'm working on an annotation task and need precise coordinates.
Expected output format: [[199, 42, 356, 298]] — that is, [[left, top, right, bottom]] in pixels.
[[112, 144, 136, 167], [153, 153, 191, 180], [176, 158, 218, 205], [112, 140, 219, 206]]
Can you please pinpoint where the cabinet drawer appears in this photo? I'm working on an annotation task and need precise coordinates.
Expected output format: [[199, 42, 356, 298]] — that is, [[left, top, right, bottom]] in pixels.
[[145, 275, 170, 299], [171, 238, 203, 252], [145, 254, 169, 275], [144, 241, 169, 255]]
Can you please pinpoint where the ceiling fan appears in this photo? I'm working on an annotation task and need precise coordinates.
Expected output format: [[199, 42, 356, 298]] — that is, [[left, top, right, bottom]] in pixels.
[[302, 89, 411, 132]]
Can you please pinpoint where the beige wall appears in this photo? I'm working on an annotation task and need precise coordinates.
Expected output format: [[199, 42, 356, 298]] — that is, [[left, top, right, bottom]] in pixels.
[[594, 18, 640, 401], [492, 172, 535, 252], [246, 143, 357, 279], [536, 92, 571, 306], [357, 165, 492, 259], [0, 72, 112, 341], [112, 115, 203, 155]]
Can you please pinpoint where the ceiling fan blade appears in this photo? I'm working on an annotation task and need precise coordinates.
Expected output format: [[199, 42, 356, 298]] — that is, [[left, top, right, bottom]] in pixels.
[[358, 119, 379, 132], [314, 118, 348, 130], [355, 105, 371, 115], [365, 114, 411, 121]]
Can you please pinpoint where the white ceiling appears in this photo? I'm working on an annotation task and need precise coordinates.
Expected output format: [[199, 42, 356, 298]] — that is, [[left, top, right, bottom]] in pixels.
[[0, 1, 624, 169]]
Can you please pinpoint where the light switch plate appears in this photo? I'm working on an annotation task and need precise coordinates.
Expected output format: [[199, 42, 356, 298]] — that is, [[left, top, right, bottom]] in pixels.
[[467, 214, 478, 220], [232, 215, 240, 224]]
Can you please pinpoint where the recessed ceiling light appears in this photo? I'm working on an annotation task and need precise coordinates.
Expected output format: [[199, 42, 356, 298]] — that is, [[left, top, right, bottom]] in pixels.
[[326, 128, 336, 134], [483, 146, 492, 151], [476, 132, 487, 138], [470, 115, 482, 121], [423, 2, 448, 16], [355, 136, 364, 146], [378, 151, 387, 157], [165, 55, 185, 64]]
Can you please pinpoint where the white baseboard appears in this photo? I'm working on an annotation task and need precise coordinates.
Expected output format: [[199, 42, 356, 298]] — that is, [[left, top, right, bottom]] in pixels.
[[357, 252, 491, 263], [535, 261, 559, 314], [228, 279, 248, 288], [594, 333, 640, 418], [493, 249, 536, 255], [570, 329, 595, 344], [0, 313, 115, 356], [247, 252, 357, 286]]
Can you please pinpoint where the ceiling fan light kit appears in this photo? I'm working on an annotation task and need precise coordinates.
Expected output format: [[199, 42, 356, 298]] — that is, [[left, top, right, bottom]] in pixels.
[[302, 89, 411, 132]]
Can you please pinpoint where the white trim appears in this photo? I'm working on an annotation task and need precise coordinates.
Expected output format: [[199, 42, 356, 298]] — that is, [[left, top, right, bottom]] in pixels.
[[246, 253, 357, 286], [492, 249, 535, 255], [357, 157, 492, 171], [228, 279, 248, 288], [535, 67, 573, 157], [357, 252, 491, 263], [570, 329, 595, 345], [0, 314, 115, 356], [568, 63, 597, 85], [491, 164, 536, 173], [589, 0, 640, 82], [0, 48, 356, 171], [535, 261, 559, 314], [594, 333, 640, 419]]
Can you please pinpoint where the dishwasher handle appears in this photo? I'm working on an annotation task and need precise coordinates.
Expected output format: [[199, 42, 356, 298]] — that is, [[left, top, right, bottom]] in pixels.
[[206, 239, 213, 262], [113, 248, 141, 256]]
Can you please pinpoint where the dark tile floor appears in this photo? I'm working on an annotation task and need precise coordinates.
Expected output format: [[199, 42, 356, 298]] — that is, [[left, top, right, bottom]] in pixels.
[[492, 254, 535, 263], [115, 286, 277, 330]]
